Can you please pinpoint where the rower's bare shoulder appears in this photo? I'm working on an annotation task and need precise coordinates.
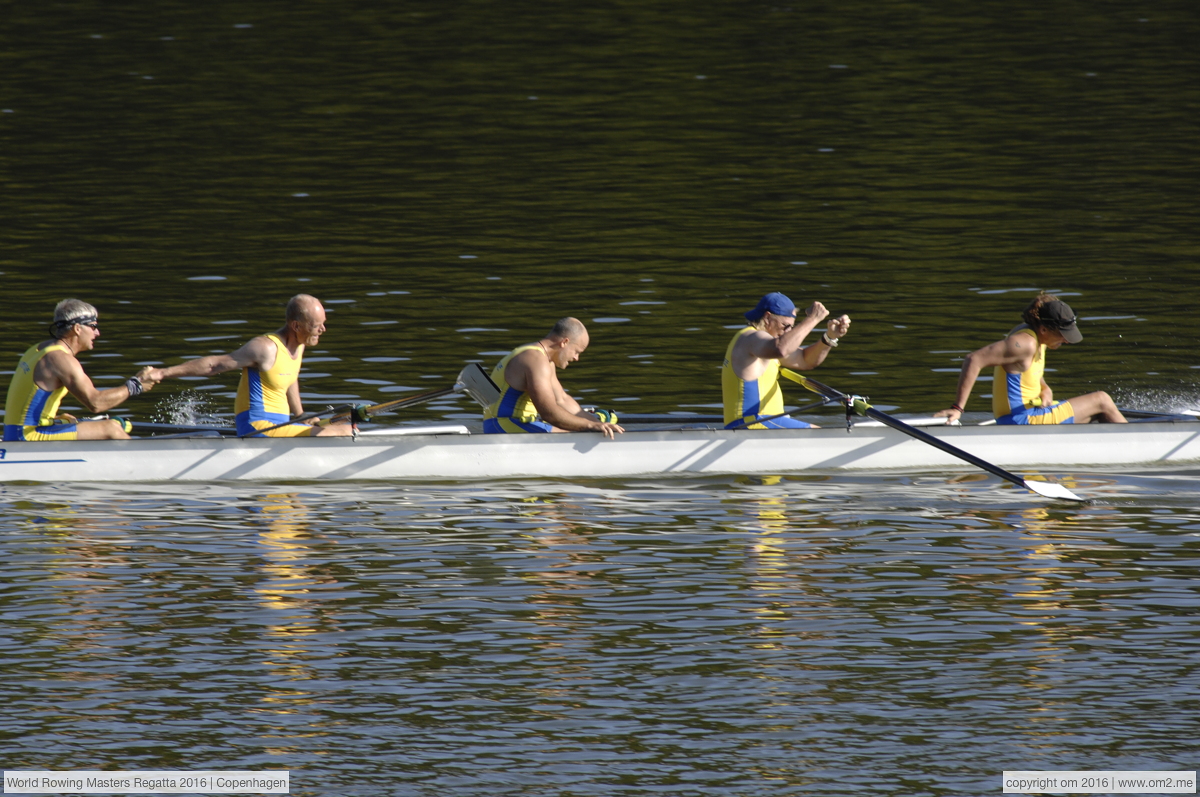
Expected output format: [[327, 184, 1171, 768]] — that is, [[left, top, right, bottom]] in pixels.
[[246, 334, 280, 354], [224, 335, 275, 369], [38, 346, 82, 377], [735, 328, 777, 360], [992, 332, 1036, 367]]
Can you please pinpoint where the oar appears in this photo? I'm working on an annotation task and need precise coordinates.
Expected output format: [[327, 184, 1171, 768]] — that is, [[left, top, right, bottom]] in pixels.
[[239, 403, 356, 437], [613, 413, 724, 424], [457, 363, 501, 408], [323, 384, 462, 423], [780, 369, 1085, 502], [243, 380, 467, 438], [724, 396, 838, 430], [136, 421, 237, 436]]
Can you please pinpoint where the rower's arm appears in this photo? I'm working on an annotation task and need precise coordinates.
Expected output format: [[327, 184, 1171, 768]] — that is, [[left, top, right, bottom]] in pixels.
[[935, 336, 1029, 420], [286, 379, 305, 417], [519, 355, 622, 437], [45, 351, 144, 414], [749, 306, 827, 363], [782, 315, 851, 371], [153, 337, 268, 380], [550, 377, 585, 416]]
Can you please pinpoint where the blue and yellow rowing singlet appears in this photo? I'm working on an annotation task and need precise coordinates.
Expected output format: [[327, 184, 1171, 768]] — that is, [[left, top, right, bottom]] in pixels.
[[483, 344, 554, 434], [235, 334, 312, 437], [3, 342, 79, 441], [992, 326, 1075, 425], [721, 327, 813, 430]]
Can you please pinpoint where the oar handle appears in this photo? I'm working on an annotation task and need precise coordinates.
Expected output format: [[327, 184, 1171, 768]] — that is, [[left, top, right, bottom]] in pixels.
[[325, 385, 461, 423], [725, 397, 836, 430], [239, 404, 354, 438]]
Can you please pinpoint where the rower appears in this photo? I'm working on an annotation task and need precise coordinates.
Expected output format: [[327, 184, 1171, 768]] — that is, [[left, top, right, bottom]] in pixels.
[[143, 294, 355, 437], [934, 293, 1127, 425], [4, 299, 157, 441], [482, 317, 624, 439], [722, 292, 851, 429]]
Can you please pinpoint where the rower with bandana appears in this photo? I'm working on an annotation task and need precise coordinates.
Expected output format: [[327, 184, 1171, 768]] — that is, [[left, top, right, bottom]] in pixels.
[[4, 299, 157, 441]]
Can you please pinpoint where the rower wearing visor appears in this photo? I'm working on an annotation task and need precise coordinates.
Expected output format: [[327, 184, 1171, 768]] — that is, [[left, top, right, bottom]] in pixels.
[[722, 292, 851, 429], [935, 293, 1127, 425], [4, 299, 157, 441]]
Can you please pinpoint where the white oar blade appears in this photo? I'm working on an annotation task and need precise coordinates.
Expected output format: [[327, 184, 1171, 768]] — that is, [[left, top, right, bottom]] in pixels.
[[1023, 479, 1086, 502], [456, 364, 501, 408]]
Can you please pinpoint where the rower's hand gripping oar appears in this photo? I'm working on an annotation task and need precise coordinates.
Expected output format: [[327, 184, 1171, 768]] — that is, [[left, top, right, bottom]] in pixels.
[[781, 370, 1086, 502]]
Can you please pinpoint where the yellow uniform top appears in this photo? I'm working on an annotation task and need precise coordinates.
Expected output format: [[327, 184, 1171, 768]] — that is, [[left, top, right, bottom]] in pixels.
[[5, 342, 70, 431], [483, 343, 544, 427], [722, 327, 785, 427], [234, 333, 303, 435], [992, 326, 1045, 417]]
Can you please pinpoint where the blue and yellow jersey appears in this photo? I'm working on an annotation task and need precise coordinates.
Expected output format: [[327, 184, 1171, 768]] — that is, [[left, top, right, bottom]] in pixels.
[[992, 326, 1045, 417], [992, 325, 1075, 425], [722, 327, 786, 427], [4, 343, 76, 441], [235, 334, 310, 437], [483, 344, 554, 434]]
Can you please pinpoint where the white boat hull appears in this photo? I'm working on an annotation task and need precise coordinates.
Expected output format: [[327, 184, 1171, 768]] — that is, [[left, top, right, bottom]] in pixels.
[[2, 421, 1199, 483]]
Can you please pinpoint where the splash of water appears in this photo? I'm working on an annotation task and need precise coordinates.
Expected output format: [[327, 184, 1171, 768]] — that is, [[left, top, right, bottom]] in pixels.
[[1112, 387, 1200, 414], [149, 390, 232, 426]]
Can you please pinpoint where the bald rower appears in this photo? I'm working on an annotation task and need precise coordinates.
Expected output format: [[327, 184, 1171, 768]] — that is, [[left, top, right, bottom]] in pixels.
[[144, 294, 355, 437], [483, 317, 624, 438]]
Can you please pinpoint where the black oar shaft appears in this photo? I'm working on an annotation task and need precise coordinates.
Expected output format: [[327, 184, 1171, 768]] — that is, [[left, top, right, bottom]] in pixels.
[[788, 371, 1065, 495], [861, 407, 1027, 489], [725, 397, 836, 430], [242, 404, 354, 437]]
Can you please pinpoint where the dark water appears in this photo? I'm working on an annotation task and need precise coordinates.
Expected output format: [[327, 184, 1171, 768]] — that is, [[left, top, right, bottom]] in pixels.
[[4, 1, 1200, 418], [3, 2, 1200, 794]]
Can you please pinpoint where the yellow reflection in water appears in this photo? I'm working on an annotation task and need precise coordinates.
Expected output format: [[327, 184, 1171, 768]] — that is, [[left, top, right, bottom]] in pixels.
[[738, 477, 817, 651], [253, 493, 336, 715]]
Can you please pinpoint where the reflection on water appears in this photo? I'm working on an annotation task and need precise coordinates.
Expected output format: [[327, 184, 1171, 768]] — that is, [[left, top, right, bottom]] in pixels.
[[4, 0, 1200, 793], [254, 493, 329, 722], [2, 476, 1198, 794]]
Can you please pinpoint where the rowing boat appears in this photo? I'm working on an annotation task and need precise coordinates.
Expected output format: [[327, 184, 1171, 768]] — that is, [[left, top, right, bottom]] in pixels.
[[1, 417, 1198, 483]]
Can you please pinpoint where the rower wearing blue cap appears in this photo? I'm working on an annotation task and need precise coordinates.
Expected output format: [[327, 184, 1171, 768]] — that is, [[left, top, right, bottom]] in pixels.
[[721, 292, 851, 429]]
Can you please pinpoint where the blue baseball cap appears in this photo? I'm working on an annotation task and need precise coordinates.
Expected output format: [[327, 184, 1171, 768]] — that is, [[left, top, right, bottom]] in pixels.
[[745, 292, 796, 323]]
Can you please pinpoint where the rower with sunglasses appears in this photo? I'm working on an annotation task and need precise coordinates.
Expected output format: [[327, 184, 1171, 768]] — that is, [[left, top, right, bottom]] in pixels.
[[935, 293, 1126, 425], [4, 299, 157, 441], [722, 292, 852, 429]]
